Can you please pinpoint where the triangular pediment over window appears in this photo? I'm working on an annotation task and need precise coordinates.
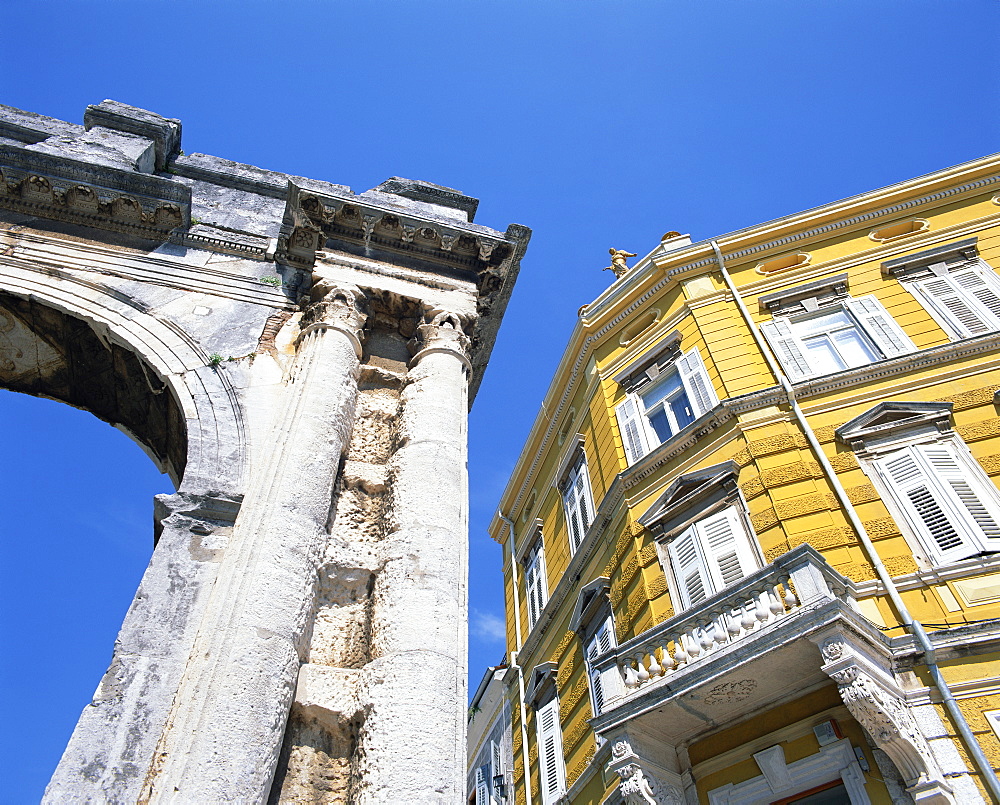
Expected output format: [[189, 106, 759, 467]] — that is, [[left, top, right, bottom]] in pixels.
[[526, 661, 558, 709], [569, 577, 610, 634], [835, 401, 953, 452], [638, 460, 739, 539]]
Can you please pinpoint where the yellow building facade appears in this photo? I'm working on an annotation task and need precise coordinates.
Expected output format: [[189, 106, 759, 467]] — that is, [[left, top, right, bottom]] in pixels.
[[488, 156, 1000, 805]]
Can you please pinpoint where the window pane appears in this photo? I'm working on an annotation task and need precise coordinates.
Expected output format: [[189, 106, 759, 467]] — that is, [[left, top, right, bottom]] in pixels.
[[641, 371, 683, 408], [802, 336, 847, 373], [831, 328, 877, 366], [669, 392, 695, 430], [647, 408, 673, 442]]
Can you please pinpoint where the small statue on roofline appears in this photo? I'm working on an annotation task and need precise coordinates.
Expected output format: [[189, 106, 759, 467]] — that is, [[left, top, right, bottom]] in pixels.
[[605, 248, 637, 279]]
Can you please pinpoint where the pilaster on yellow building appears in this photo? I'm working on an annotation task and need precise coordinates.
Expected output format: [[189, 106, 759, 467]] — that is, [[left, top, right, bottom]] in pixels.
[[484, 156, 1000, 805]]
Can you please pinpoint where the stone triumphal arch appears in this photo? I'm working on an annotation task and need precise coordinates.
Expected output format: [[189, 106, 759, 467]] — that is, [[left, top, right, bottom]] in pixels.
[[0, 100, 529, 803]]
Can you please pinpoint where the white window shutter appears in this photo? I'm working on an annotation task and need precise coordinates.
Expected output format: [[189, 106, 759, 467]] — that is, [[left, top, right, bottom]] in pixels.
[[616, 396, 650, 464], [876, 446, 976, 563], [955, 263, 1000, 323], [844, 295, 916, 357], [586, 615, 616, 716], [918, 445, 1000, 546], [476, 767, 488, 804], [676, 348, 719, 415], [668, 528, 712, 609], [525, 545, 547, 630], [490, 741, 502, 803], [913, 271, 996, 338], [695, 508, 757, 592], [536, 699, 565, 805], [760, 318, 811, 379], [562, 459, 593, 551]]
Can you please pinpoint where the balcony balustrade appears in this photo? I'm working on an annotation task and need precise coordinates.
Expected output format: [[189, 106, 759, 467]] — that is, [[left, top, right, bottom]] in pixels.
[[593, 545, 856, 711]]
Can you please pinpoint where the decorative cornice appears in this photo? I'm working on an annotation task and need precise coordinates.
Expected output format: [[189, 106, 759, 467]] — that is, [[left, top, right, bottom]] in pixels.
[[277, 180, 512, 272], [583, 167, 1000, 324], [0, 144, 191, 240]]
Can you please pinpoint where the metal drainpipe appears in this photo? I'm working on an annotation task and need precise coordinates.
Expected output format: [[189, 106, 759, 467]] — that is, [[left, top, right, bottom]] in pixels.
[[711, 240, 1000, 801], [499, 511, 533, 805]]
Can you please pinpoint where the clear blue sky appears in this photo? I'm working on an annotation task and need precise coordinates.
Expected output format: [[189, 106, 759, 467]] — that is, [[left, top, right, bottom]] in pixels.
[[2, 1, 997, 800]]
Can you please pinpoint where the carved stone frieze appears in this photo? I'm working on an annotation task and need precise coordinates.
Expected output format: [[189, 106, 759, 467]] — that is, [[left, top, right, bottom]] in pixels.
[[0, 146, 191, 239]]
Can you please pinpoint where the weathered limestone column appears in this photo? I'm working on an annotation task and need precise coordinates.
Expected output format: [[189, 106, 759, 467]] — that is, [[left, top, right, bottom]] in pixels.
[[145, 283, 368, 803], [357, 309, 472, 802]]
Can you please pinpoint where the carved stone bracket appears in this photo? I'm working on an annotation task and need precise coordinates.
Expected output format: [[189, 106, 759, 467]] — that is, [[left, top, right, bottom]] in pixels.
[[607, 738, 683, 805], [298, 280, 369, 358], [817, 636, 954, 804]]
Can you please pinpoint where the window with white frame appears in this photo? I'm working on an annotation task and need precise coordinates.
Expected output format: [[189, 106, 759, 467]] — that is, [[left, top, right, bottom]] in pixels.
[[559, 450, 595, 552], [639, 462, 763, 612], [584, 614, 615, 715], [524, 538, 548, 631], [837, 402, 1000, 566], [883, 238, 1000, 340], [759, 274, 915, 381], [570, 578, 620, 718], [536, 698, 566, 805], [615, 343, 719, 465], [666, 507, 761, 609]]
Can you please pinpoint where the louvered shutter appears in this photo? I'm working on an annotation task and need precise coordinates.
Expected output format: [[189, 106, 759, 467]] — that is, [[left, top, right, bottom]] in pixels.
[[668, 528, 712, 609], [578, 470, 592, 531], [760, 318, 812, 379], [919, 445, 1000, 547], [844, 295, 916, 358], [912, 267, 1000, 338], [562, 460, 593, 551], [475, 767, 488, 804], [676, 348, 719, 416], [536, 699, 565, 805], [586, 617, 615, 715], [876, 446, 976, 562], [695, 508, 758, 592], [616, 396, 650, 464], [489, 741, 502, 804], [525, 545, 546, 629], [963, 262, 1000, 321]]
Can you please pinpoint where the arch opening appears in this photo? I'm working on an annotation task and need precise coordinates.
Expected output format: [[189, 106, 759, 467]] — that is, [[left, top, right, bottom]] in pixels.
[[0, 291, 188, 486]]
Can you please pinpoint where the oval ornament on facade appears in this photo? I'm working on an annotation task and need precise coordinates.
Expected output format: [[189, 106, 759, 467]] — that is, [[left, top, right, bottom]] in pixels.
[[869, 218, 930, 243], [754, 253, 812, 276]]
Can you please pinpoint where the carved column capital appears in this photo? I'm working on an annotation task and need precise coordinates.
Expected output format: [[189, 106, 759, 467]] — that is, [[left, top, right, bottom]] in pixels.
[[607, 739, 683, 805], [299, 280, 368, 357], [409, 307, 472, 371]]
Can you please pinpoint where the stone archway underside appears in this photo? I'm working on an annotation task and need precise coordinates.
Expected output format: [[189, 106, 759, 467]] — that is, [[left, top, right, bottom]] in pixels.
[[0, 291, 187, 482]]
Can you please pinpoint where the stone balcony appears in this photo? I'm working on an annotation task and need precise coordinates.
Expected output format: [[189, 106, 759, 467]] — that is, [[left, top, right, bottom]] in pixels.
[[590, 545, 878, 743]]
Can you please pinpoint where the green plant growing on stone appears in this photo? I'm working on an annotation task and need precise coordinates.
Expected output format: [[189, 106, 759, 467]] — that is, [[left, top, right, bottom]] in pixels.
[[259, 276, 281, 287], [208, 353, 224, 366]]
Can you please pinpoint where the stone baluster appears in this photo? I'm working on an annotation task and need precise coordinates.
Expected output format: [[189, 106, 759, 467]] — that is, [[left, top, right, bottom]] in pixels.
[[768, 585, 785, 618], [146, 283, 369, 803], [674, 634, 689, 665], [622, 660, 639, 689], [782, 576, 798, 610], [356, 308, 472, 801], [635, 654, 651, 684]]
